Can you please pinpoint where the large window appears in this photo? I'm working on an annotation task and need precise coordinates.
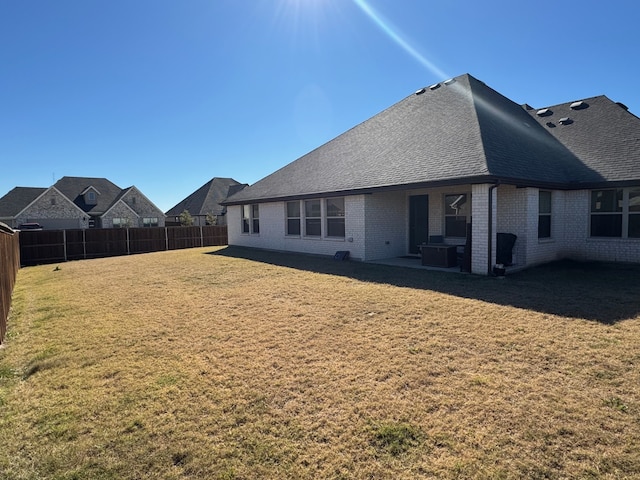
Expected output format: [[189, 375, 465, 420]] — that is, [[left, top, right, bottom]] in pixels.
[[591, 189, 622, 237], [326, 198, 345, 238], [629, 188, 640, 238], [590, 188, 640, 238], [113, 218, 130, 228], [444, 194, 469, 237], [305, 200, 321, 237], [241, 204, 259, 234], [286, 201, 301, 235], [538, 191, 552, 238], [143, 217, 158, 227]]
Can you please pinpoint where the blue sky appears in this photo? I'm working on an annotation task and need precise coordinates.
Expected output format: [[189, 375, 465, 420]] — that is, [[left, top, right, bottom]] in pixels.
[[2, 0, 639, 212]]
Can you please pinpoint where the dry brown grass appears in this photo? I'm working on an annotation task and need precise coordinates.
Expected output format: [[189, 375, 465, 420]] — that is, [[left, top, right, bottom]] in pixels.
[[1, 246, 640, 479]]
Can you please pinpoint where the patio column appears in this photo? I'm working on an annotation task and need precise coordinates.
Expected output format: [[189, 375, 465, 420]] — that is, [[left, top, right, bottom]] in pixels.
[[471, 183, 498, 275]]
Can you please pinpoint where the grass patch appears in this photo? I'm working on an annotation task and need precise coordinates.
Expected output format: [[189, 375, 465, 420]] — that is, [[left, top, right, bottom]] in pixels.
[[0, 247, 639, 479], [369, 421, 423, 456]]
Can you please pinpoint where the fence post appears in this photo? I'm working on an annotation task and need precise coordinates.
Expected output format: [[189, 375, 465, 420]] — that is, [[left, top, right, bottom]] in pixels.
[[200, 225, 203, 247], [83, 228, 87, 260], [126, 228, 130, 255], [165, 227, 169, 251], [63, 229, 68, 261]]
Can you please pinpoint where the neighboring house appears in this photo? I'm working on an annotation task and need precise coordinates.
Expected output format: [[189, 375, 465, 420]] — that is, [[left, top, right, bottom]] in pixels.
[[165, 177, 246, 226], [0, 176, 165, 229], [221, 73, 640, 275]]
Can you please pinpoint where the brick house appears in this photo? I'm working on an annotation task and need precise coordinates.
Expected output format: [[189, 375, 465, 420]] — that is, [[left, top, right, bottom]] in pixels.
[[221, 74, 640, 275], [0, 176, 165, 230], [165, 177, 246, 226]]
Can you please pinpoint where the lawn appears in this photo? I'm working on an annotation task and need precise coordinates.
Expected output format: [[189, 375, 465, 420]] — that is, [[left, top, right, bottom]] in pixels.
[[1, 246, 639, 479]]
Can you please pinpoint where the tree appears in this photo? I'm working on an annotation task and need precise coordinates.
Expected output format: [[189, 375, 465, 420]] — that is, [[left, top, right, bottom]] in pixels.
[[179, 210, 194, 227], [205, 213, 217, 226]]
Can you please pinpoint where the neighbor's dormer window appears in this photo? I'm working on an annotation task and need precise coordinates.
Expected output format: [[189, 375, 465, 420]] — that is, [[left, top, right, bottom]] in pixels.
[[86, 191, 97, 205]]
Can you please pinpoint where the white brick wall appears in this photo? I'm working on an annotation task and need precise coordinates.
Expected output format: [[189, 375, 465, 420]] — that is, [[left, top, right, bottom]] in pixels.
[[471, 184, 494, 275], [561, 190, 640, 263], [364, 191, 406, 260], [227, 198, 366, 260], [496, 187, 640, 267], [227, 185, 640, 273]]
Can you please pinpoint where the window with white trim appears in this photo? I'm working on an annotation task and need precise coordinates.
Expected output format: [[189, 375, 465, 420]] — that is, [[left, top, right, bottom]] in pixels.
[[252, 204, 260, 234], [305, 200, 321, 237], [591, 189, 622, 237], [590, 188, 640, 238], [242, 205, 250, 233], [143, 217, 158, 227], [629, 188, 640, 238], [286, 201, 301, 235], [113, 218, 129, 228], [241, 204, 259, 234], [444, 193, 469, 238], [538, 191, 552, 239], [325, 197, 345, 238]]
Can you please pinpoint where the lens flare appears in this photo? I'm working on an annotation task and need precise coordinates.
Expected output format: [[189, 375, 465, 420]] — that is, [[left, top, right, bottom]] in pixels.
[[351, 0, 448, 80]]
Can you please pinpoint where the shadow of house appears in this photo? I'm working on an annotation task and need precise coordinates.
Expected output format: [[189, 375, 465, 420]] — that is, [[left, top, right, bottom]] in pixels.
[[209, 246, 640, 324]]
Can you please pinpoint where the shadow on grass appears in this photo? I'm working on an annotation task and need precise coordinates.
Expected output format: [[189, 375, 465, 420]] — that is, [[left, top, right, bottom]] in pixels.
[[209, 246, 640, 324]]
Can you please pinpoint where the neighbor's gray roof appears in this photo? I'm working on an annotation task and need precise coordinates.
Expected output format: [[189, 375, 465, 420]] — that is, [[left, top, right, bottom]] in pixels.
[[53, 176, 124, 215], [224, 74, 607, 205], [165, 178, 246, 216], [526, 96, 640, 185], [0, 187, 47, 217]]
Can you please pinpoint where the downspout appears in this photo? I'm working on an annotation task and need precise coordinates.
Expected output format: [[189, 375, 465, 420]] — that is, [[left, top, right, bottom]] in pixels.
[[487, 183, 499, 275]]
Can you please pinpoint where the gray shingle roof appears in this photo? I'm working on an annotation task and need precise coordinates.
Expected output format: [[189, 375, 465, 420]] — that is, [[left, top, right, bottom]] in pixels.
[[165, 178, 245, 216], [223, 74, 625, 205], [53, 176, 124, 215], [0, 187, 47, 217], [525, 96, 640, 185]]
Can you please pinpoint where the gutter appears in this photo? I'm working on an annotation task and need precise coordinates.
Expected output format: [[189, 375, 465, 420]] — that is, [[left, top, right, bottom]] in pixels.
[[487, 183, 500, 276]]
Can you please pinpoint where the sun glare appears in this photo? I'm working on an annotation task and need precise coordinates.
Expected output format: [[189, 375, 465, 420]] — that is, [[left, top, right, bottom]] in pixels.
[[351, 0, 448, 80]]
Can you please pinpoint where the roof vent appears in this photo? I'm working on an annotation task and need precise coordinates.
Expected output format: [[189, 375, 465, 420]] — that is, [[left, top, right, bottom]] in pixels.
[[415, 87, 426, 95], [429, 83, 441, 91], [546, 122, 556, 128], [570, 100, 588, 110], [558, 117, 573, 125], [443, 78, 456, 86], [616, 102, 629, 110], [536, 108, 552, 117]]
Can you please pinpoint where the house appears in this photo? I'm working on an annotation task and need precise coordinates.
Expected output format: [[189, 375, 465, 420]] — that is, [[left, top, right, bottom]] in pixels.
[[165, 177, 246, 226], [221, 74, 640, 275], [0, 176, 166, 230]]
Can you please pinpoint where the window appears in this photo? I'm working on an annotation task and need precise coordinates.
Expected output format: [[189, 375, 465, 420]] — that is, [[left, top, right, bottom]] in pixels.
[[628, 188, 640, 238], [286, 201, 301, 235], [326, 197, 345, 238], [113, 218, 129, 228], [252, 204, 260, 234], [538, 191, 552, 238], [242, 205, 250, 233], [305, 200, 321, 236], [143, 217, 158, 227], [444, 194, 469, 237], [86, 191, 97, 205], [50, 197, 56, 206], [591, 189, 622, 237], [241, 204, 259, 234]]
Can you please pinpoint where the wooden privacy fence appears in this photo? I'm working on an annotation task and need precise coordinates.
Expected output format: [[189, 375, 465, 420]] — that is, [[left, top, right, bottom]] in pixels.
[[0, 224, 21, 344], [19, 225, 228, 267]]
